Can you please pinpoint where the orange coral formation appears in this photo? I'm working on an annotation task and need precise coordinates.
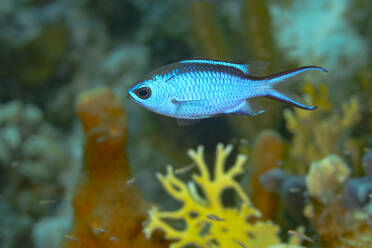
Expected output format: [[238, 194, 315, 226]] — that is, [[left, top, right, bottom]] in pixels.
[[63, 88, 167, 248], [248, 130, 282, 220]]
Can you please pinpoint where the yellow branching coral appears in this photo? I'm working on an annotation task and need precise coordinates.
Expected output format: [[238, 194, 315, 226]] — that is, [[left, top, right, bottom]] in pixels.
[[144, 143, 302, 248], [302, 83, 332, 111], [284, 85, 361, 172]]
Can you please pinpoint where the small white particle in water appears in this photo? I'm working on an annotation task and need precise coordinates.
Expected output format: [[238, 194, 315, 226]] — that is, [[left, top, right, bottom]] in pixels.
[[64, 235, 80, 243], [175, 164, 195, 174], [126, 177, 137, 186], [97, 136, 108, 143], [109, 236, 119, 241], [289, 188, 300, 193], [205, 241, 213, 248], [288, 230, 314, 243], [239, 138, 249, 145], [235, 240, 247, 248], [276, 160, 284, 166], [343, 149, 352, 155], [39, 199, 56, 205], [11, 161, 19, 168], [93, 227, 109, 235], [206, 214, 225, 221]]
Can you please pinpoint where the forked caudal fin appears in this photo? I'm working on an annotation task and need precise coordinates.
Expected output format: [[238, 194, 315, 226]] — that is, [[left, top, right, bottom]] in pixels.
[[265, 66, 327, 110]]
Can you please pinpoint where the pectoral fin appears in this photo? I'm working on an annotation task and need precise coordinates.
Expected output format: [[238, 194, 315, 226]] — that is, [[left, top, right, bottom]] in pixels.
[[172, 99, 210, 126], [171, 99, 210, 107], [171, 99, 212, 116], [228, 100, 265, 116]]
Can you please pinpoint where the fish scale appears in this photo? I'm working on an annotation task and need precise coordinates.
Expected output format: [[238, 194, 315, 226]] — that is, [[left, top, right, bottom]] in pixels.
[[177, 68, 247, 111], [128, 59, 327, 120]]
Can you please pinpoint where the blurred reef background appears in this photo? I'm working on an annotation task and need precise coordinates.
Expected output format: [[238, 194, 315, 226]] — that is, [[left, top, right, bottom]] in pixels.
[[0, 0, 371, 247]]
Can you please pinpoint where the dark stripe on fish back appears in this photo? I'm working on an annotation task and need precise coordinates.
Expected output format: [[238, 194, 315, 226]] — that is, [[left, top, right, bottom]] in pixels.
[[147, 61, 252, 81]]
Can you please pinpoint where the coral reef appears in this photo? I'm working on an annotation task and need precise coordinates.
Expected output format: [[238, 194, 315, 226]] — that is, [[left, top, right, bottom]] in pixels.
[[0, 1, 69, 87], [0, 100, 73, 248], [0, 0, 109, 124], [144, 143, 302, 248], [260, 152, 372, 247], [306, 154, 350, 204], [63, 88, 167, 248], [1, 0, 371, 247], [284, 90, 361, 172], [304, 154, 372, 248]]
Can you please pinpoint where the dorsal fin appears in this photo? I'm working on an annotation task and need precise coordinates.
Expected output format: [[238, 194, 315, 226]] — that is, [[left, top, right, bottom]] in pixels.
[[179, 59, 250, 74]]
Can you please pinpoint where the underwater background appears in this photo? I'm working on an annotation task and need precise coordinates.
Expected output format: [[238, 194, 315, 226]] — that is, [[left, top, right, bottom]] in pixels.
[[1, 0, 372, 247]]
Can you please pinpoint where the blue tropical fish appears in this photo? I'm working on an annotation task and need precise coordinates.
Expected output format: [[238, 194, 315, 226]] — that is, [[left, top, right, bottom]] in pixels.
[[128, 59, 327, 120]]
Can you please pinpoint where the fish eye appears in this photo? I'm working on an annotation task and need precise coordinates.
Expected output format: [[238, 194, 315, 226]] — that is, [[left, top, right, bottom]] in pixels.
[[134, 86, 152, 99]]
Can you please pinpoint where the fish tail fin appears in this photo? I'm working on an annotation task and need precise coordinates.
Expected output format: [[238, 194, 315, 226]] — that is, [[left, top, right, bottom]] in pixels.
[[265, 66, 327, 110], [266, 88, 317, 110]]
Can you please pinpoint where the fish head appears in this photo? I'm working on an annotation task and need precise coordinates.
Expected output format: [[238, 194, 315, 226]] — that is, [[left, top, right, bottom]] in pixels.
[[128, 77, 174, 116]]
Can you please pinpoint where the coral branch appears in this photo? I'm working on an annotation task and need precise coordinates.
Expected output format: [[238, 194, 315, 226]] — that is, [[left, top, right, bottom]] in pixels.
[[284, 86, 361, 172], [144, 143, 303, 248]]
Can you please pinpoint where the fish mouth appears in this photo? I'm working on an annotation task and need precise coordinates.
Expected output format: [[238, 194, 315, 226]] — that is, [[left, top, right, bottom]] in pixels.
[[127, 90, 132, 99], [128, 89, 145, 106], [127, 90, 137, 103]]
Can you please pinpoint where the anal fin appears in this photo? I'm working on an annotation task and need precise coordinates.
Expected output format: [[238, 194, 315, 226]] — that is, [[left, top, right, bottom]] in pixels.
[[228, 100, 265, 116]]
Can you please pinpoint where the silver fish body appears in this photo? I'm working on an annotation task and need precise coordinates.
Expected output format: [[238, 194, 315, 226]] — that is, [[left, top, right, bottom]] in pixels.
[[128, 60, 327, 119]]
